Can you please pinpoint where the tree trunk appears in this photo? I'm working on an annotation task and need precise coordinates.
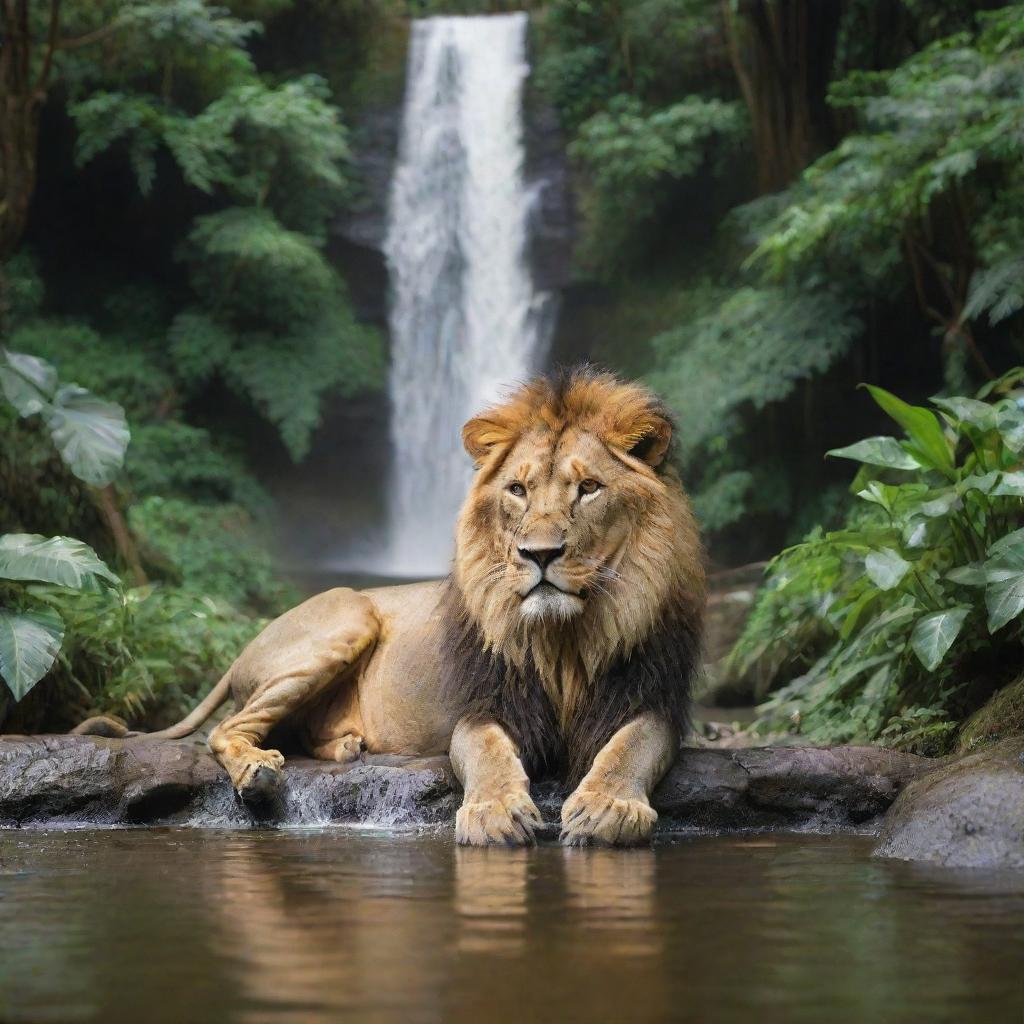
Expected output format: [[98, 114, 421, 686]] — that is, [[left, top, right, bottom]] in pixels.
[[0, 1, 50, 261], [93, 484, 148, 587], [721, 0, 842, 193]]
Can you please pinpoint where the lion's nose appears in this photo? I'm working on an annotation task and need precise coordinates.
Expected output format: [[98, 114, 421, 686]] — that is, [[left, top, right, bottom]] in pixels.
[[518, 545, 566, 570]]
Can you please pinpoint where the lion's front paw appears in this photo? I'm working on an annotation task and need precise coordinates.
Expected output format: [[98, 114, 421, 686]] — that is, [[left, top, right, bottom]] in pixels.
[[236, 748, 286, 801], [456, 790, 543, 846], [560, 787, 657, 847]]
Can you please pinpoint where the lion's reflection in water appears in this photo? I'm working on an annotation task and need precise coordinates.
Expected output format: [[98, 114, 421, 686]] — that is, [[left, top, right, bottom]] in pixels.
[[209, 830, 670, 1023], [561, 847, 662, 957], [454, 847, 530, 955], [452, 844, 660, 959]]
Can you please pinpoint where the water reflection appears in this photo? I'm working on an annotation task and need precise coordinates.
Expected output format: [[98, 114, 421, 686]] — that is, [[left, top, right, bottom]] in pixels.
[[0, 829, 1022, 1024], [454, 847, 529, 955], [561, 847, 660, 957]]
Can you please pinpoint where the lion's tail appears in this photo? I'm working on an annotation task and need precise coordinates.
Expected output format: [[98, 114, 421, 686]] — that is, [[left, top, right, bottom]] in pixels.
[[71, 668, 235, 741]]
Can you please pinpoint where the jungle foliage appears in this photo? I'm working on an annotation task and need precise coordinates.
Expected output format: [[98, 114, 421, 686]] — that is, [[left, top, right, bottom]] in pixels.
[[532, 0, 1024, 745], [537, 0, 1024, 559], [728, 373, 1024, 753], [0, 0, 388, 728], [0, 349, 265, 728]]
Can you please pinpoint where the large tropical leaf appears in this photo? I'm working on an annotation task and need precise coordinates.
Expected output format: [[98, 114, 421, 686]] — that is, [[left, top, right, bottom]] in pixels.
[[865, 548, 911, 590], [44, 385, 130, 487], [0, 534, 119, 589], [985, 567, 1024, 633], [991, 472, 1024, 497], [827, 436, 921, 471], [946, 564, 987, 586], [0, 349, 57, 416], [988, 528, 1024, 562], [910, 607, 970, 671], [864, 385, 954, 478], [930, 396, 997, 433], [0, 608, 64, 701], [995, 400, 1024, 454], [1, 350, 130, 487]]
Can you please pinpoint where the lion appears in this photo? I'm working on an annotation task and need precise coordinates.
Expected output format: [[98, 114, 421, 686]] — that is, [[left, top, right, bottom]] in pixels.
[[76, 368, 705, 846]]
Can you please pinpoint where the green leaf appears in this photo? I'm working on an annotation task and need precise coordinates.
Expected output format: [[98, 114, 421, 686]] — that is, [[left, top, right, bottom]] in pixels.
[[0, 608, 64, 701], [1, 348, 57, 397], [0, 366, 45, 417], [857, 481, 898, 512], [863, 385, 954, 478], [910, 607, 970, 671], [903, 517, 928, 548], [865, 548, 911, 590], [839, 590, 879, 640], [827, 436, 921, 470], [44, 385, 130, 487], [0, 534, 119, 589], [958, 471, 999, 495], [995, 402, 1024, 454], [991, 472, 1024, 497], [919, 491, 960, 517], [988, 527, 1024, 561], [985, 567, 1024, 632], [931, 396, 997, 433], [946, 564, 987, 586], [0, 348, 58, 416]]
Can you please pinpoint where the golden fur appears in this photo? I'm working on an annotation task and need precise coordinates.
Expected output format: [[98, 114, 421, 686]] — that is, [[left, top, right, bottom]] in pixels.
[[454, 369, 704, 728]]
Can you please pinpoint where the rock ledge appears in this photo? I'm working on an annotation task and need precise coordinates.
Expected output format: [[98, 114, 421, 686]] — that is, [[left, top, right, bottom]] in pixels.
[[0, 735, 927, 834]]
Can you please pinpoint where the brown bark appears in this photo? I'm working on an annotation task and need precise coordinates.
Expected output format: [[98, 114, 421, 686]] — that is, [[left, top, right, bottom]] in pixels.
[[720, 0, 841, 193], [0, 1, 120, 261], [0, 0, 51, 260], [93, 484, 148, 587]]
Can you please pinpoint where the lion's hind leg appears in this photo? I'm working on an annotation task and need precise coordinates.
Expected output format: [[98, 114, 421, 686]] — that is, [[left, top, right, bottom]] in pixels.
[[208, 589, 379, 804], [307, 734, 364, 764]]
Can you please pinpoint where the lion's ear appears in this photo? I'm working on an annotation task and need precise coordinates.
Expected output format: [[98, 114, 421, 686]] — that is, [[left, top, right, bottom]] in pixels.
[[462, 414, 517, 464], [607, 407, 673, 468]]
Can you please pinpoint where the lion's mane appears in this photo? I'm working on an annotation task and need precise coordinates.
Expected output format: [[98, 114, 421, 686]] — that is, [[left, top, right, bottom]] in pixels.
[[440, 367, 705, 786]]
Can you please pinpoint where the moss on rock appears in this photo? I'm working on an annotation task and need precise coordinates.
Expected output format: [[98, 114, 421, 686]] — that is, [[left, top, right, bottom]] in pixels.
[[958, 675, 1024, 755]]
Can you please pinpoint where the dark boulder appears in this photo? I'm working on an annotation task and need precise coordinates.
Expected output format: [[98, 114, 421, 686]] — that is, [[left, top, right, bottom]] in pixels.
[[874, 738, 1024, 869], [655, 744, 927, 830]]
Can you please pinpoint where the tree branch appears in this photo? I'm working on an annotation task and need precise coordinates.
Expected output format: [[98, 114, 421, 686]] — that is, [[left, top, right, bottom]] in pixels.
[[56, 20, 123, 51], [33, 0, 61, 97]]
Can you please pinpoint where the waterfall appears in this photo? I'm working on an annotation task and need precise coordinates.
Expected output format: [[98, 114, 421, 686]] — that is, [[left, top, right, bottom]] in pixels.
[[382, 13, 553, 577]]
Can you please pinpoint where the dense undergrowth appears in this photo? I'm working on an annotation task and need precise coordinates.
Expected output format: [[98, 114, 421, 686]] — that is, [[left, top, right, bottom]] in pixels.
[[727, 373, 1024, 754]]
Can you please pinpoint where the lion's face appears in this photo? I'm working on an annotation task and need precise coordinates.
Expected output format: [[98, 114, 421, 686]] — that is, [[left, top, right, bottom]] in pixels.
[[487, 426, 642, 622], [454, 370, 702, 654]]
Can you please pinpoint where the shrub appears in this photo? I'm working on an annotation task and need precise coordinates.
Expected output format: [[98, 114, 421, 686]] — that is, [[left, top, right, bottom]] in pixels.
[[730, 370, 1024, 752]]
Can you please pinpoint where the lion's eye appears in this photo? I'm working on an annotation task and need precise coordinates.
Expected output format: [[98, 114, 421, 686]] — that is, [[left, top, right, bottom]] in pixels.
[[507, 482, 527, 498], [578, 478, 602, 497]]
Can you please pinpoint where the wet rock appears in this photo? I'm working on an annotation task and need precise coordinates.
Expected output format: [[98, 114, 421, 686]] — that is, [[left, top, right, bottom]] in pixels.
[[0, 734, 927, 833], [0, 735, 457, 829], [654, 745, 928, 830], [874, 738, 1024, 869]]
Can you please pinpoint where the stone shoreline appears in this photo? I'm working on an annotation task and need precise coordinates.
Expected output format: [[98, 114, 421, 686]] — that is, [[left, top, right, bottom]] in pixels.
[[1, 735, 1020, 867]]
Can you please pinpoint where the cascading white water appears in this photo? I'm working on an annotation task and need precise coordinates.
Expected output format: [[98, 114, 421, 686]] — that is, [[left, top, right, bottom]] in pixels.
[[383, 13, 552, 576]]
